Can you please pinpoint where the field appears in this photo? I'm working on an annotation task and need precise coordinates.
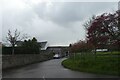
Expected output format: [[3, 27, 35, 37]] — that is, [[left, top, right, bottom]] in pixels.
[[62, 52, 120, 76]]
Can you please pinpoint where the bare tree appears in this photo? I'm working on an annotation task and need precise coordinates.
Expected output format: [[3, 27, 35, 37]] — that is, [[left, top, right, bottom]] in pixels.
[[6, 29, 27, 55]]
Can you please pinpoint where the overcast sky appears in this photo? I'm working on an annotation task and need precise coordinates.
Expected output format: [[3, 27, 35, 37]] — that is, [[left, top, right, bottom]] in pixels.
[[1, 0, 119, 46]]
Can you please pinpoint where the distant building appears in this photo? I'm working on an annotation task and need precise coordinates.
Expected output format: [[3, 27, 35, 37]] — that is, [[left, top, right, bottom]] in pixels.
[[96, 49, 108, 52], [38, 41, 48, 50], [2, 41, 23, 47], [3, 40, 69, 56], [47, 46, 69, 57], [16, 41, 23, 47], [16, 41, 49, 51]]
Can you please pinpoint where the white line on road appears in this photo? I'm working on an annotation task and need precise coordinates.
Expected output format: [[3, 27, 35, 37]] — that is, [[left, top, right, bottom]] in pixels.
[[42, 76, 46, 80], [62, 69, 69, 71]]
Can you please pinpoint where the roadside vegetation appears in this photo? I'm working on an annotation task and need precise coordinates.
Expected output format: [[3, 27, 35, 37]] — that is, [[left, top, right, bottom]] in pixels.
[[62, 52, 120, 76], [2, 37, 40, 55], [63, 10, 120, 76]]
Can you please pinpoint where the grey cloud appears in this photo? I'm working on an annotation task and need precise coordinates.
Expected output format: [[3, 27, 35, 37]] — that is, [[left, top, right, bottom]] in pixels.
[[33, 2, 117, 26], [2, 6, 36, 41], [38, 26, 85, 46], [0, 7, 2, 42], [48, 2, 83, 24], [33, 2, 83, 26], [2, 1, 118, 45]]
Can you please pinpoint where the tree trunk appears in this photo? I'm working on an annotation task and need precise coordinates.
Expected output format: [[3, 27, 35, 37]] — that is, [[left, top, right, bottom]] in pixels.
[[12, 45, 15, 55]]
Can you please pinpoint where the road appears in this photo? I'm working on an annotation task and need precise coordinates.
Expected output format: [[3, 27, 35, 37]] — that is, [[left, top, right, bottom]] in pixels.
[[3, 58, 119, 78]]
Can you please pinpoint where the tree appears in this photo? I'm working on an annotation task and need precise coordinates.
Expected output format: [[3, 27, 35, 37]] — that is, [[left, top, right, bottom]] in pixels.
[[6, 29, 27, 55], [22, 37, 40, 54], [105, 10, 120, 51], [83, 15, 99, 54], [70, 40, 92, 53], [83, 15, 96, 31], [31, 37, 40, 54], [85, 10, 120, 52]]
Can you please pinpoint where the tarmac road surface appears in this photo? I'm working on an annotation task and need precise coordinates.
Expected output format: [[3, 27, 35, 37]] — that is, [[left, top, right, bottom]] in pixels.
[[2, 58, 120, 78]]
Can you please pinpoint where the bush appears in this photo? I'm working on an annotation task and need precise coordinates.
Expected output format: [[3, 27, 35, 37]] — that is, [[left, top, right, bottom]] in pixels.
[[2, 37, 40, 55]]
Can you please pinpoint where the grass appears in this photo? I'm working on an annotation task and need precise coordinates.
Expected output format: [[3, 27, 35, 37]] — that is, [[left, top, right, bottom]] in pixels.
[[62, 52, 120, 76]]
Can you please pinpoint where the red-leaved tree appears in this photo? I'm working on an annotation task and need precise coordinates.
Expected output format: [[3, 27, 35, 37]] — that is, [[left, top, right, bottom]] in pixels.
[[86, 10, 120, 53]]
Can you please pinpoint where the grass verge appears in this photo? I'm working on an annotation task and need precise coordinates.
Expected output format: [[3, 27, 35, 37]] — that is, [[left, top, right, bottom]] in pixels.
[[62, 52, 120, 76]]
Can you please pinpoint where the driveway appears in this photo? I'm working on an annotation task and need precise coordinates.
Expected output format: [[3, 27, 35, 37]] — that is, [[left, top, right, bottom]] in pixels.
[[2, 58, 119, 78]]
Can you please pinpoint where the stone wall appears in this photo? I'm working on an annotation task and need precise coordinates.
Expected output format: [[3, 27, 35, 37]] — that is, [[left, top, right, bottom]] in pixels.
[[0, 48, 2, 79], [2, 53, 53, 69], [0, 55, 2, 79]]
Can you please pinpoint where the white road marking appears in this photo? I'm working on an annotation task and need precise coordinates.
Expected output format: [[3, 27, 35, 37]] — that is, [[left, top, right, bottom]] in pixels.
[[62, 69, 69, 70], [42, 76, 46, 80]]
